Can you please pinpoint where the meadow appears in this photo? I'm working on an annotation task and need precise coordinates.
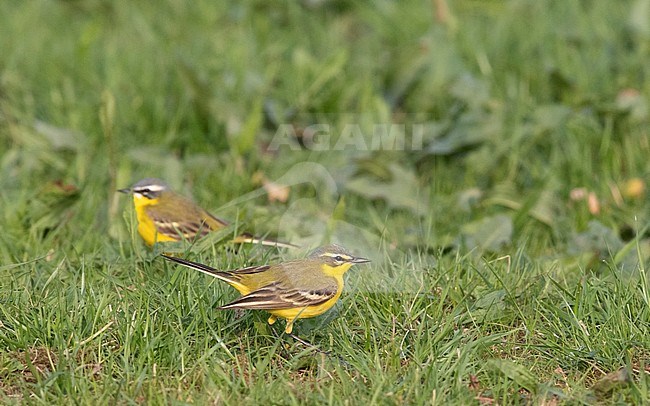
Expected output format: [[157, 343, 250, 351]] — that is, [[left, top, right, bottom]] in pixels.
[[1, 0, 649, 404]]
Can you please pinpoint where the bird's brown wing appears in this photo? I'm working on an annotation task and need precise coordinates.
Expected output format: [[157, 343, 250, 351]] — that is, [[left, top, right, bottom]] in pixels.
[[147, 199, 297, 248], [218, 281, 337, 310], [146, 208, 212, 240]]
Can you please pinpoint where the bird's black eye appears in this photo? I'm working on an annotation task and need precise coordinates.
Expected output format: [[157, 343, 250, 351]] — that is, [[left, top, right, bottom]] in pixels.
[[136, 188, 155, 199], [334, 255, 344, 262]]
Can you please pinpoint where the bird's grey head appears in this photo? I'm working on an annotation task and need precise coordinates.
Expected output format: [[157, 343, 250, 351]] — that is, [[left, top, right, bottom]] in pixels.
[[309, 244, 370, 266], [119, 178, 170, 199]]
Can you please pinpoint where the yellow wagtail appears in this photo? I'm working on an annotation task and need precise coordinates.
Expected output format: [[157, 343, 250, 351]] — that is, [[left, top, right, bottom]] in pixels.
[[118, 178, 296, 248], [162, 244, 370, 333]]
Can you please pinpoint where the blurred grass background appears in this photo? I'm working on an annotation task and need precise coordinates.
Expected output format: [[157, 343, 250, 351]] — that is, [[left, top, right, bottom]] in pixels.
[[1, 0, 649, 403]]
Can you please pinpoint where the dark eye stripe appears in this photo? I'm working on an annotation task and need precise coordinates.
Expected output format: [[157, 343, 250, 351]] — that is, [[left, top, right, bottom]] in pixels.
[[321, 253, 352, 261], [134, 188, 161, 199]]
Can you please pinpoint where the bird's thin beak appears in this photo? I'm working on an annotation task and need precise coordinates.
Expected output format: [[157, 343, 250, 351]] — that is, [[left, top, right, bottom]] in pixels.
[[117, 188, 131, 194], [352, 256, 370, 264]]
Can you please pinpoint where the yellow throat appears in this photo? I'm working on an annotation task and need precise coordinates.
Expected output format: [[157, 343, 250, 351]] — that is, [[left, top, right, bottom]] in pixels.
[[131, 193, 175, 245]]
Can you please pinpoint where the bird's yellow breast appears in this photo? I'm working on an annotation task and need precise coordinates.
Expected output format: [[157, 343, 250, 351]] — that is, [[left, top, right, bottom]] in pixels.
[[132, 195, 176, 246]]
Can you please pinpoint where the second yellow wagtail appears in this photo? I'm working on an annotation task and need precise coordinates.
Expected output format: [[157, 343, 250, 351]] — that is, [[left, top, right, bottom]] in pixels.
[[119, 178, 296, 248], [162, 244, 370, 333]]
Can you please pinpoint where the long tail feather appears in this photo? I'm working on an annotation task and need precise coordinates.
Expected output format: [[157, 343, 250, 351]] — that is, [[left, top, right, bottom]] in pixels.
[[232, 233, 299, 249], [161, 254, 236, 284]]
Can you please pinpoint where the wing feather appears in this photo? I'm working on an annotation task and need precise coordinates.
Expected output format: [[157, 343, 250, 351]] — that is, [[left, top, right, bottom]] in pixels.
[[145, 205, 297, 248], [148, 209, 211, 240], [218, 281, 337, 310]]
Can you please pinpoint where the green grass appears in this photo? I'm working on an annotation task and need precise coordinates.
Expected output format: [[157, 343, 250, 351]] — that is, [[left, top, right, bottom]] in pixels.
[[1, 0, 649, 404]]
